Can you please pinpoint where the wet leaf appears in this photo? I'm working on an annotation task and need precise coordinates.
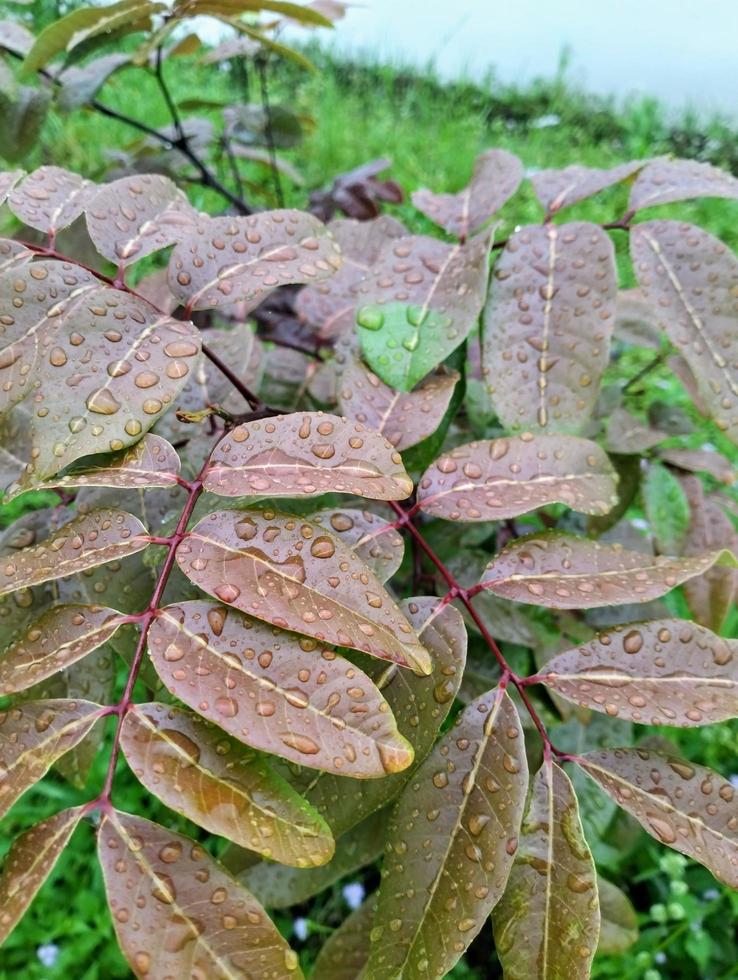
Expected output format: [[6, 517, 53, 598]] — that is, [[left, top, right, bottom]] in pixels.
[[0, 603, 123, 694], [355, 231, 491, 392], [148, 599, 414, 777], [308, 507, 404, 583], [658, 447, 735, 485], [7, 166, 95, 236], [492, 760, 599, 980], [202, 412, 413, 499], [631, 221, 738, 444], [577, 749, 738, 886], [363, 688, 528, 980], [0, 508, 149, 597], [642, 462, 690, 553], [98, 809, 304, 978], [0, 806, 84, 945], [0, 170, 24, 205], [483, 222, 617, 432], [532, 160, 643, 214], [613, 287, 663, 348], [176, 510, 431, 673], [417, 433, 617, 521], [120, 702, 334, 866], [168, 210, 341, 313], [0, 699, 102, 817], [540, 618, 738, 725], [0, 239, 33, 271], [412, 148, 523, 237], [629, 158, 738, 211], [338, 352, 459, 451], [479, 532, 737, 609], [596, 877, 638, 954], [605, 408, 666, 454], [312, 893, 375, 980]]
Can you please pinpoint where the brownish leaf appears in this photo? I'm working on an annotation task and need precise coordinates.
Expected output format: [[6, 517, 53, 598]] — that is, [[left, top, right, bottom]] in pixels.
[[0, 170, 24, 205], [312, 894, 375, 980], [629, 158, 738, 211], [363, 688, 528, 979], [658, 448, 735, 485], [479, 532, 737, 609], [57, 53, 132, 112], [532, 160, 643, 214], [98, 809, 304, 978], [120, 702, 334, 866], [417, 433, 617, 521], [176, 510, 430, 673], [577, 749, 738, 886], [0, 239, 33, 271], [492, 760, 600, 979], [605, 408, 666, 454], [614, 287, 663, 348], [308, 507, 404, 583], [148, 599, 414, 776], [597, 877, 638, 954], [483, 222, 617, 432], [7, 167, 96, 236]]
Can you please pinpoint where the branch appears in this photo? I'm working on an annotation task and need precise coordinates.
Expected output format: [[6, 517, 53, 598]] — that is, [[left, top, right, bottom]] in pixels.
[[256, 55, 285, 208]]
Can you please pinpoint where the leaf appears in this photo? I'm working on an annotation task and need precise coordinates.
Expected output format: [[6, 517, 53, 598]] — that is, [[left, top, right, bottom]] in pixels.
[[532, 160, 644, 214], [120, 702, 334, 866], [417, 433, 617, 521], [0, 603, 123, 694], [6, 167, 95, 236], [176, 510, 431, 673], [98, 809, 304, 978], [363, 688, 528, 980], [0, 699, 102, 817], [355, 231, 491, 391], [0, 806, 84, 945], [338, 353, 459, 451], [596, 877, 638, 954], [479, 532, 737, 609], [312, 894, 375, 980], [631, 221, 738, 443], [148, 599, 414, 776], [642, 461, 690, 553], [229, 144, 304, 185], [614, 287, 664, 348], [605, 408, 666, 454], [0, 238, 33, 271], [0, 22, 34, 56], [658, 448, 735, 485], [0, 86, 51, 163], [0, 170, 24, 205], [540, 618, 738, 725], [577, 748, 738, 886], [629, 158, 738, 211], [482, 222, 617, 432], [168, 211, 341, 313], [0, 508, 149, 597], [308, 507, 404, 583], [491, 760, 600, 980], [412, 148, 523, 238], [202, 412, 413, 499], [57, 53, 132, 112], [185, 0, 334, 26]]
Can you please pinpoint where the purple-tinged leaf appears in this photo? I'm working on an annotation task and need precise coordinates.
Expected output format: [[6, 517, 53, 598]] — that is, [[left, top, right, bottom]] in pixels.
[[658, 448, 736, 485], [578, 749, 738, 886], [532, 160, 643, 214], [0, 603, 123, 694], [597, 878, 638, 954], [0, 86, 50, 163], [492, 760, 599, 980], [412, 148, 523, 238], [0, 170, 24, 204], [540, 618, 738, 725], [56, 53, 131, 112], [168, 211, 341, 313], [483, 222, 617, 432], [417, 433, 617, 521], [120, 702, 334, 866], [202, 412, 413, 499], [176, 510, 430, 673], [0, 239, 33, 271], [605, 407, 666, 454], [313, 894, 375, 980], [308, 507, 404, 583], [629, 158, 738, 211], [148, 599, 415, 776], [669, 354, 709, 414], [479, 532, 738, 609], [0, 22, 34, 57], [0, 699, 102, 817], [0, 806, 84, 945], [364, 689, 528, 980], [7, 167, 95, 236], [614, 288, 663, 348], [98, 810, 304, 978], [631, 221, 738, 444]]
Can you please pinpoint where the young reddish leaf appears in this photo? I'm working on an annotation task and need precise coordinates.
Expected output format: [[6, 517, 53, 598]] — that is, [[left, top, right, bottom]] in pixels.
[[364, 688, 528, 980], [0, 806, 84, 945], [614, 288, 663, 348], [0, 508, 148, 597], [577, 749, 738, 886], [597, 878, 639, 954], [308, 507, 404, 583], [168, 211, 341, 312], [412, 148, 523, 238], [483, 222, 617, 432], [531, 160, 644, 214], [629, 158, 738, 211], [202, 412, 413, 499], [0, 699, 102, 817], [0, 239, 33, 271], [338, 352, 459, 451], [417, 433, 617, 521], [0, 603, 123, 694], [355, 231, 491, 392], [176, 510, 431, 673], [540, 618, 738, 726], [98, 810, 304, 978], [148, 599, 415, 777], [658, 448, 736, 485], [0, 170, 24, 204], [57, 53, 132, 111], [492, 760, 600, 980], [605, 407, 666, 454], [120, 702, 334, 867], [85, 174, 198, 266], [631, 221, 738, 443], [479, 532, 737, 609], [7, 167, 96, 236], [312, 894, 376, 980]]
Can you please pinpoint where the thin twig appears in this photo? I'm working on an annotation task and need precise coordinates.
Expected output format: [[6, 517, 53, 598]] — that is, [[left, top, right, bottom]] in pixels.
[[256, 55, 285, 208]]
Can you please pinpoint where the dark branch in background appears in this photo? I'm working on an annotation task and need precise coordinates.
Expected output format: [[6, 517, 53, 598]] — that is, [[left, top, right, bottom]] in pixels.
[[256, 55, 285, 208], [153, 44, 186, 146]]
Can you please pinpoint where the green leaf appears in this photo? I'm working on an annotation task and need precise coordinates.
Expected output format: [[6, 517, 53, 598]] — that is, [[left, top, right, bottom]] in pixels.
[[643, 461, 690, 553]]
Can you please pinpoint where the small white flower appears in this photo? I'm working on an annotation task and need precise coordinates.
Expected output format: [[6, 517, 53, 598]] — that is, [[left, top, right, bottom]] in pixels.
[[531, 114, 561, 129], [655, 952, 667, 965], [342, 881, 365, 910], [293, 917, 308, 942], [37, 944, 60, 967]]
